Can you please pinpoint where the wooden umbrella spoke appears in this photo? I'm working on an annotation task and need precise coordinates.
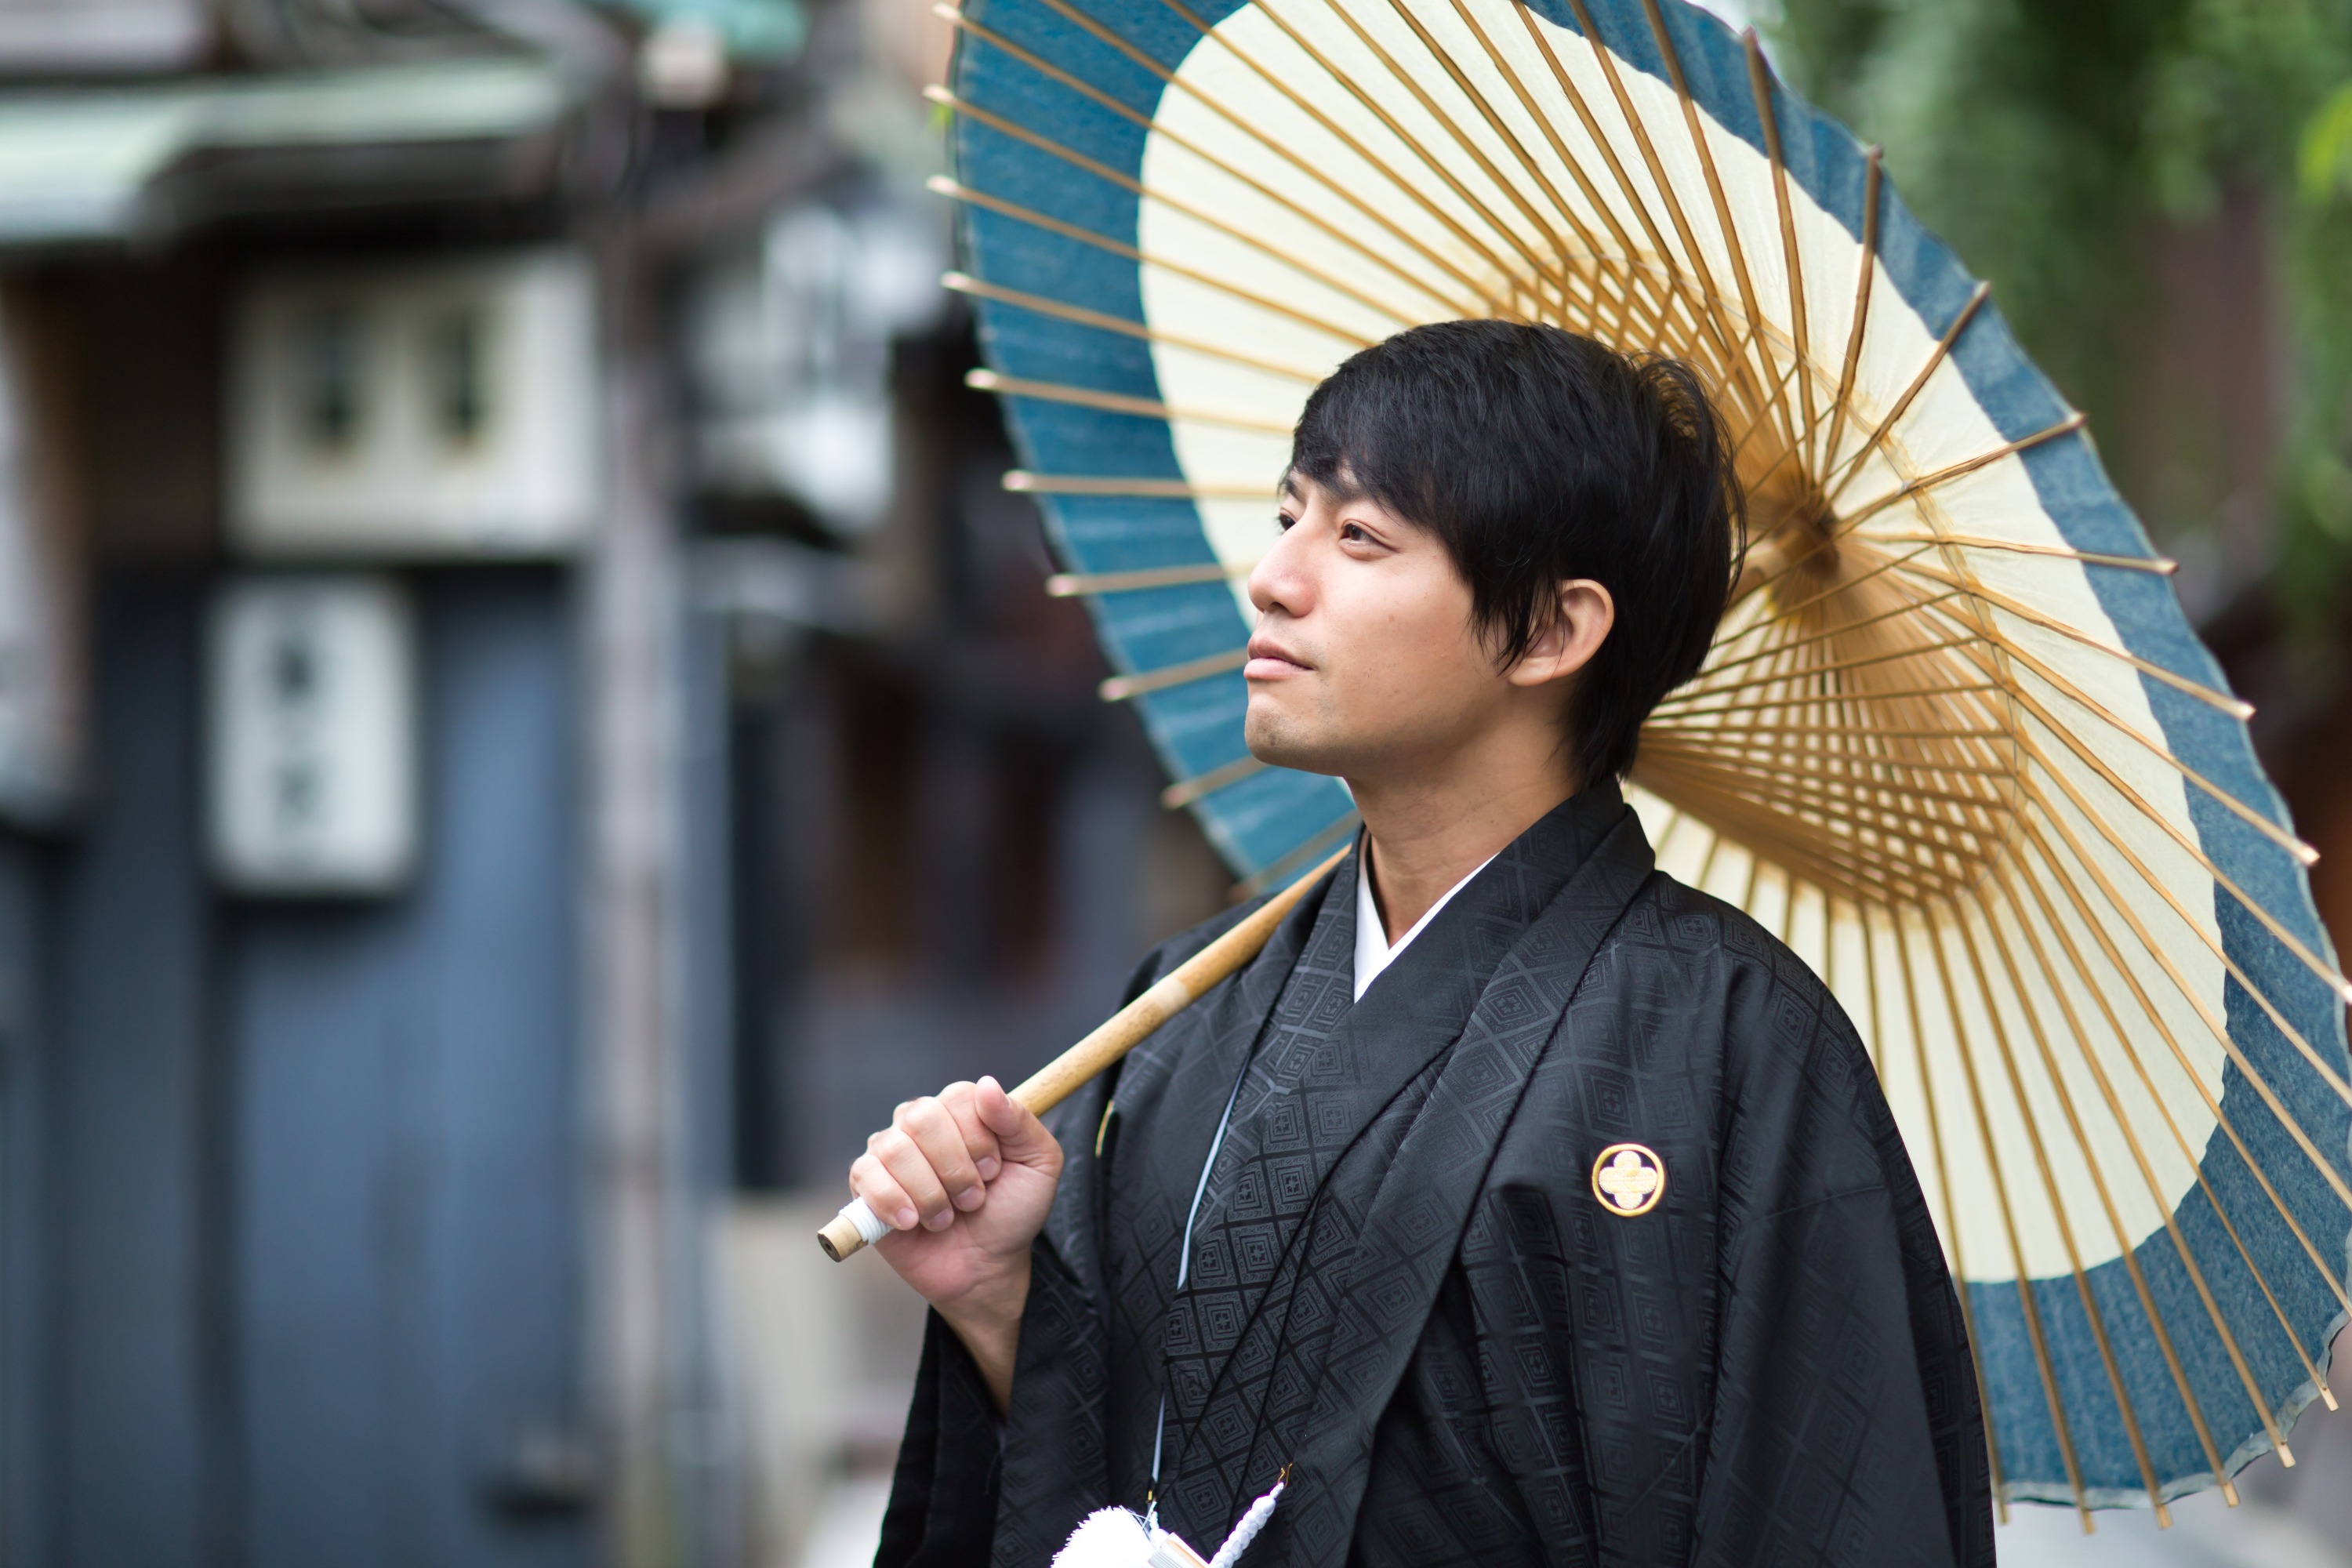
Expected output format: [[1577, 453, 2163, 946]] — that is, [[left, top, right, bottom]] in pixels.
[[966, 368, 1294, 434], [1097, 644, 1248, 700], [1820, 281, 1991, 507], [1911, 911, 2096, 1530], [1047, 560, 1252, 596], [1878, 902, 2010, 1517], [1007, 473, 1274, 500], [2007, 735, 2352, 1112], [1639, 0, 1804, 462], [1143, 0, 1559, 319], [931, 177, 1380, 347], [1745, 29, 1819, 449], [1558, 0, 1774, 427], [942, 272, 1333, 383], [1935, 614, 2316, 866], [1949, 903, 2176, 1521], [1817, 149, 1882, 478], [2013, 815, 2352, 1326], [940, 5, 1513, 320], [1993, 857, 2310, 1475], [1656, 681, 2004, 724], [1248, 0, 1589, 320], [1857, 532, 2176, 575], [1161, 751, 1268, 806], [1895, 558, 2252, 718], [934, 88, 1443, 329], [1441, 0, 1668, 345], [2019, 775, 2352, 1218], [2005, 848, 2339, 1418], [1232, 807, 1361, 896], [1832, 412, 2089, 532]]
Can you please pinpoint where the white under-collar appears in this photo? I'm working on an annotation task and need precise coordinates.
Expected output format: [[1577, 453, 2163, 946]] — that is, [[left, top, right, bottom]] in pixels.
[[1352, 844, 1497, 1002]]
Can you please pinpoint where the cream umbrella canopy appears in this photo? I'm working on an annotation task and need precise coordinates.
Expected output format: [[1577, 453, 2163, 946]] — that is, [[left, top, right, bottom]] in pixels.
[[926, 0, 2352, 1526]]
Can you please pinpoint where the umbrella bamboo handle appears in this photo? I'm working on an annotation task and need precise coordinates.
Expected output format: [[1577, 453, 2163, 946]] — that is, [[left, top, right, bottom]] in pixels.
[[817, 845, 1351, 1261]]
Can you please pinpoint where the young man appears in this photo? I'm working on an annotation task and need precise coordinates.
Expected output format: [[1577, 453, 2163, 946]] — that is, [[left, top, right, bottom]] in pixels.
[[858, 321, 1994, 1567]]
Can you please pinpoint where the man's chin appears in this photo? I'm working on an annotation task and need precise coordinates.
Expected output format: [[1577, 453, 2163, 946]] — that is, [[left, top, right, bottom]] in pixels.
[[1243, 713, 1349, 779]]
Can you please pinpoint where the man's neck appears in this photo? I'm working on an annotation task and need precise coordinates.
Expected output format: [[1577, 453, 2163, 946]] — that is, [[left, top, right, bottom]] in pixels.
[[1352, 764, 1581, 946]]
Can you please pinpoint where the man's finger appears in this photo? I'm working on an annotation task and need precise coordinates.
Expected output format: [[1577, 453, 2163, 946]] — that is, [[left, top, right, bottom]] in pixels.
[[869, 1124, 954, 1231], [974, 1075, 1063, 1177], [938, 1082, 1004, 1185], [900, 1096, 986, 1214], [848, 1152, 919, 1232]]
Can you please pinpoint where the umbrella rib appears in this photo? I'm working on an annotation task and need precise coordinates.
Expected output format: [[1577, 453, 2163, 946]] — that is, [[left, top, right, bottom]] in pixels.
[[2013, 812, 2352, 1323], [1634, 781, 1929, 903], [1897, 560, 2252, 718], [1232, 808, 1361, 897], [1745, 30, 1820, 451], [1821, 281, 1991, 510], [1509, 3, 1720, 362], [1644, 748, 2009, 818], [1933, 615, 2315, 866], [943, 273, 1331, 384], [1878, 902, 2010, 1516], [1994, 855, 2298, 1480], [2017, 771, 2352, 1217], [1857, 532, 2176, 575], [1161, 752, 1268, 808], [1909, 912, 2094, 1527], [2005, 735, 2352, 1111], [931, 177, 1376, 350], [1355, 0, 1621, 325], [1652, 681, 2003, 724], [1929, 611, 2333, 907], [2004, 846, 2333, 1420], [1834, 414, 2089, 533], [1814, 149, 1882, 481], [1246, 0, 1587, 320], [1692, 588, 1928, 678], [1142, 0, 1552, 321], [1639, 0, 1805, 462], [1097, 645, 1248, 701], [1559, 0, 1774, 428], [1046, 560, 1250, 597], [934, 89, 1439, 332], [1665, 630, 1987, 697], [1009, 474, 1274, 501], [1018, 0, 1537, 314], [1950, 901, 2173, 1522], [942, 8, 1512, 320], [1442, 0, 1663, 345], [1667, 770, 2002, 877], [1947, 907, 2183, 1523], [967, 368, 1294, 436]]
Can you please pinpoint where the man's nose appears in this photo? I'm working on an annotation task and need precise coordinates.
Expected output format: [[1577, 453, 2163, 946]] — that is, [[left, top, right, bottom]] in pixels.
[[1247, 523, 1311, 617]]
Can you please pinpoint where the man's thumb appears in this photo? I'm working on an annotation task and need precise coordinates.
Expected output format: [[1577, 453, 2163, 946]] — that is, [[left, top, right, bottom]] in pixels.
[[975, 1075, 1057, 1166]]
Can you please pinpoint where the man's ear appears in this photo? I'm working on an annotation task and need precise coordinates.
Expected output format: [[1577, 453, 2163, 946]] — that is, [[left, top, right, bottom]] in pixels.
[[1505, 579, 1614, 690]]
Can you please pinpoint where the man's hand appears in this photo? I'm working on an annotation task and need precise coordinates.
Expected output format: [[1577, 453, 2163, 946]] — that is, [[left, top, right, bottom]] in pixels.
[[848, 1074, 1063, 1410]]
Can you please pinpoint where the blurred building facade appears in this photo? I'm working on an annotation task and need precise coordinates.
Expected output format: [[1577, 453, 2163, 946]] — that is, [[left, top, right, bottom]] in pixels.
[[0, 3, 1226, 1566]]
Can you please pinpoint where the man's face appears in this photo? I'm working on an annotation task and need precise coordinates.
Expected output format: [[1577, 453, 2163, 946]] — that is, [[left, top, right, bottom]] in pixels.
[[1243, 474, 1517, 779]]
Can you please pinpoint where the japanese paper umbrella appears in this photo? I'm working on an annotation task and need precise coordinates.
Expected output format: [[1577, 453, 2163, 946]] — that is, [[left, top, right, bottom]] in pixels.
[[927, 0, 2352, 1526]]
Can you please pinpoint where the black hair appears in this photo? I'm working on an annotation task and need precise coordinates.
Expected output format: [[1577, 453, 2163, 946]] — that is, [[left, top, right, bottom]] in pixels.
[[1287, 319, 1741, 784]]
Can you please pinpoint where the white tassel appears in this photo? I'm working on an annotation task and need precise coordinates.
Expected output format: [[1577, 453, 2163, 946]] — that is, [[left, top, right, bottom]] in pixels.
[[1206, 1477, 1285, 1568], [1049, 1475, 1287, 1568]]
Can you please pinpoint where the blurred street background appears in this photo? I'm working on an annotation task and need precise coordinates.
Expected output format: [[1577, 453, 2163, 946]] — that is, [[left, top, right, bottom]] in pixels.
[[0, 0, 2340, 1565]]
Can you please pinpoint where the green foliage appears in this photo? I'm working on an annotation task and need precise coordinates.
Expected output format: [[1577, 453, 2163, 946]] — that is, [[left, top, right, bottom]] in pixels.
[[1766, 0, 2352, 627]]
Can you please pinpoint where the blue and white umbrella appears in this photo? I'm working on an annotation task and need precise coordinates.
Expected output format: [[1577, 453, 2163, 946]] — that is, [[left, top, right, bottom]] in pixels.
[[927, 0, 2352, 1527]]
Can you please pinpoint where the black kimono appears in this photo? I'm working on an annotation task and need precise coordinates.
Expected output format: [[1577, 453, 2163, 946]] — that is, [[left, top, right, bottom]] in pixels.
[[879, 784, 1994, 1568]]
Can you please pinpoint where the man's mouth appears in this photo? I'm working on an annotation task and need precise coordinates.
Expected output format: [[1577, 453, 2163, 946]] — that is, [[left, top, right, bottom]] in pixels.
[[1244, 636, 1312, 681]]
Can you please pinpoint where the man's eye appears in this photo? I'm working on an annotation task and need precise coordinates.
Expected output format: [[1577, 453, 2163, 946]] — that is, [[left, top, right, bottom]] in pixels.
[[1276, 512, 1298, 532], [1339, 523, 1368, 543]]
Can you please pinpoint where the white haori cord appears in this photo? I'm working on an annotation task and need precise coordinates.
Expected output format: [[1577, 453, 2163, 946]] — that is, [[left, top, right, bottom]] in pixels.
[[1051, 1475, 1287, 1568]]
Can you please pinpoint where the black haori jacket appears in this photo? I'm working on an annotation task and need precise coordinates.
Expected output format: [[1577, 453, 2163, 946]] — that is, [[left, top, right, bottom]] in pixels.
[[877, 784, 1994, 1568]]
